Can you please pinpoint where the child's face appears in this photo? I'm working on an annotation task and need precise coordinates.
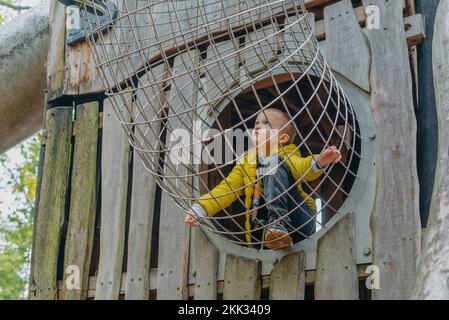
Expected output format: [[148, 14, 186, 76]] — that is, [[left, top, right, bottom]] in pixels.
[[252, 110, 290, 149]]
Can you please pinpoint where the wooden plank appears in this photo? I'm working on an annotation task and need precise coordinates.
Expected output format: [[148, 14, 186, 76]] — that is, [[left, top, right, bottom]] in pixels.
[[324, 0, 371, 92], [64, 7, 82, 96], [243, 24, 281, 76], [28, 93, 49, 299], [124, 69, 165, 300], [99, 0, 137, 90], [59, 264, 372, 298], [46, 0, 66, 101], [362, 0, 420, 300], [281, 12, 316, 73], [156, 50, 198, 300], [314, 212, 358, 300], [29, 106, 73, 300], [412, 0, 449, 299], [269, 251, 306, 300], [193, 228, 219, 300], [204, 40, 240, 105], [61, 102, 99, 300], [95, 96, 131, 300], [223, 254, 261, 300]]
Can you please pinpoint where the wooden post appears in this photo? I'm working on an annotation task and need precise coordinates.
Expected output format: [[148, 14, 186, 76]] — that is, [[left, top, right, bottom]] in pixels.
[[363, 0, 421, 300], [29, 106, 73, 300], [314, 213, 358, 300], [223, 254, 261, 300], [94, 97, 131, 300], [270, 252, 306, 300], [412, 0, 449, 299], [324, 0, 370, 92], [61, 102, 99, 300], [193, 229, 219, 300]]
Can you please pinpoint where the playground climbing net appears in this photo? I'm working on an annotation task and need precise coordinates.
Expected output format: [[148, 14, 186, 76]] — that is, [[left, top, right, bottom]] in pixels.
[[77, 0, 362, 249]]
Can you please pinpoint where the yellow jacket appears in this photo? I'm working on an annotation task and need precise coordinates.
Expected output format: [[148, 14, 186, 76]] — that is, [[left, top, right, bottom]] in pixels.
[[196, 144, 324, 245]]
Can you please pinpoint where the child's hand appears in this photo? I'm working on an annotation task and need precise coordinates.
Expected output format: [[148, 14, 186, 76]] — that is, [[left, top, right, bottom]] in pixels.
[[318, 146, 342, 167], [184, 209, 199, 227]]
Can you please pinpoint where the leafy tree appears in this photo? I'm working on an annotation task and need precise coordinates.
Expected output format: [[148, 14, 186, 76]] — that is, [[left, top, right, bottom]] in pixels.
[[0, 135, 40, 299]]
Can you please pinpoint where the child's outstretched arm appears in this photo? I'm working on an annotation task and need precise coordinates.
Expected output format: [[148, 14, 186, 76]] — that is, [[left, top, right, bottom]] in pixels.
[[185, 163, 246, 227], [288, 146, 342, 182]]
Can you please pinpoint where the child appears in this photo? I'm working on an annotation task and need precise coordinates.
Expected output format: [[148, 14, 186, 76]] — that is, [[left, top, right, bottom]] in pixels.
[[185, 108, 341, 250]]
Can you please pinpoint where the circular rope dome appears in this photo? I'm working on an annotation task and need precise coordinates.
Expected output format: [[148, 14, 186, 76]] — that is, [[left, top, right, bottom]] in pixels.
[[80, 0, 362, 249]]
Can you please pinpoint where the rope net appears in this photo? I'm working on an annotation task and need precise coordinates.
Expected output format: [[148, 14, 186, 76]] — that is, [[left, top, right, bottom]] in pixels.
[[79, 0, 362, 249]]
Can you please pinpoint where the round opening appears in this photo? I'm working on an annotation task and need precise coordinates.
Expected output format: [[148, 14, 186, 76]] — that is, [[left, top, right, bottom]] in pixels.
[[195, 74, 361, 250]]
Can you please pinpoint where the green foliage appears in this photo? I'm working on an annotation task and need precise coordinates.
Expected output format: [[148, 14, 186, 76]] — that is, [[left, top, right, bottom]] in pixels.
[[0, 135, 40, 299]]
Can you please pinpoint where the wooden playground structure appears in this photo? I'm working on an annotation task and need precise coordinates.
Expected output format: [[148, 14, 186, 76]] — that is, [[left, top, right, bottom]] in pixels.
[[20, 0, 449, 300]]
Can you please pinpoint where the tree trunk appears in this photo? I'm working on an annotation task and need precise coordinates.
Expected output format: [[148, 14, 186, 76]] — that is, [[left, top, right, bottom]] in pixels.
[[0, 1, 49, 152]]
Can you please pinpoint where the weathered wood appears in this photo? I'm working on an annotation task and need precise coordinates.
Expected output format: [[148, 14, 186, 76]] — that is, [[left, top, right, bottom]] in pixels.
[[28, 93, 49, 299], [124, 70, 164, 300], [29, 106, 73, 300], [314, 213, 358, 300], [362, 0, 420, 300], [46, 0, 66, 101], [324, 0, 370, 92], [281, 12, 316, 72], [58, 264, 372, 298], [95, 97, 131, 300], [412, 0, 449, 299], [193, 228, 219, 300], [156, 51, 198, 300], [243, 24, 281, 76], [223, 254, 261, 300], [204, 40, 240, 105], [61, 102, 99, 300], [100, 0, 137, 89], [269, 251, 305, 300]]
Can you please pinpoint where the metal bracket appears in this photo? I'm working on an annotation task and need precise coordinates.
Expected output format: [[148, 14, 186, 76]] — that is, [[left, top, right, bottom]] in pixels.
[[57, 0, 118, 46]]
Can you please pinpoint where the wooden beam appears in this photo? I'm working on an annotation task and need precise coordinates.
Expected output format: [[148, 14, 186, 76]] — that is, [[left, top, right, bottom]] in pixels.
[[223, 254, 261, 300], [29, 106, 73, 300], [363, 0, 421, 300], [61, 102, 98, 300], [94, 96, 131, 300], [324, 0, 371, 92], [270, 251, 306, 300], [192, 228, 219, 300], [315, 213, 359, 300]]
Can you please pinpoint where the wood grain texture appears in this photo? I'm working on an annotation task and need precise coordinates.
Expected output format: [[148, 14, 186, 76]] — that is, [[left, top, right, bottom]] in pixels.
[[269, 251, 306, 300], [412, 0, 449, 299], [29, 106, 73, 300], [61, 102, 99, 300], [124, 69, 165, 300], [156, 51, 198, 300], [95, 97, 131, 300], [193, 228, 219, 300], [314, 212, 358, 300], [223, 254, 261, 300], [45, 0, 66, 101], [204, 40, 240, 105], [362, 0, 421, 300], [324, 0, 371, 92], [243, 24, 281, 76]]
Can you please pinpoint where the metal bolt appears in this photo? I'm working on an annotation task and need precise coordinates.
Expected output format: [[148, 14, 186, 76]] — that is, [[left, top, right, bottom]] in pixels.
[[363, 247, 371, 256], [369, 133, 376, 140]]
